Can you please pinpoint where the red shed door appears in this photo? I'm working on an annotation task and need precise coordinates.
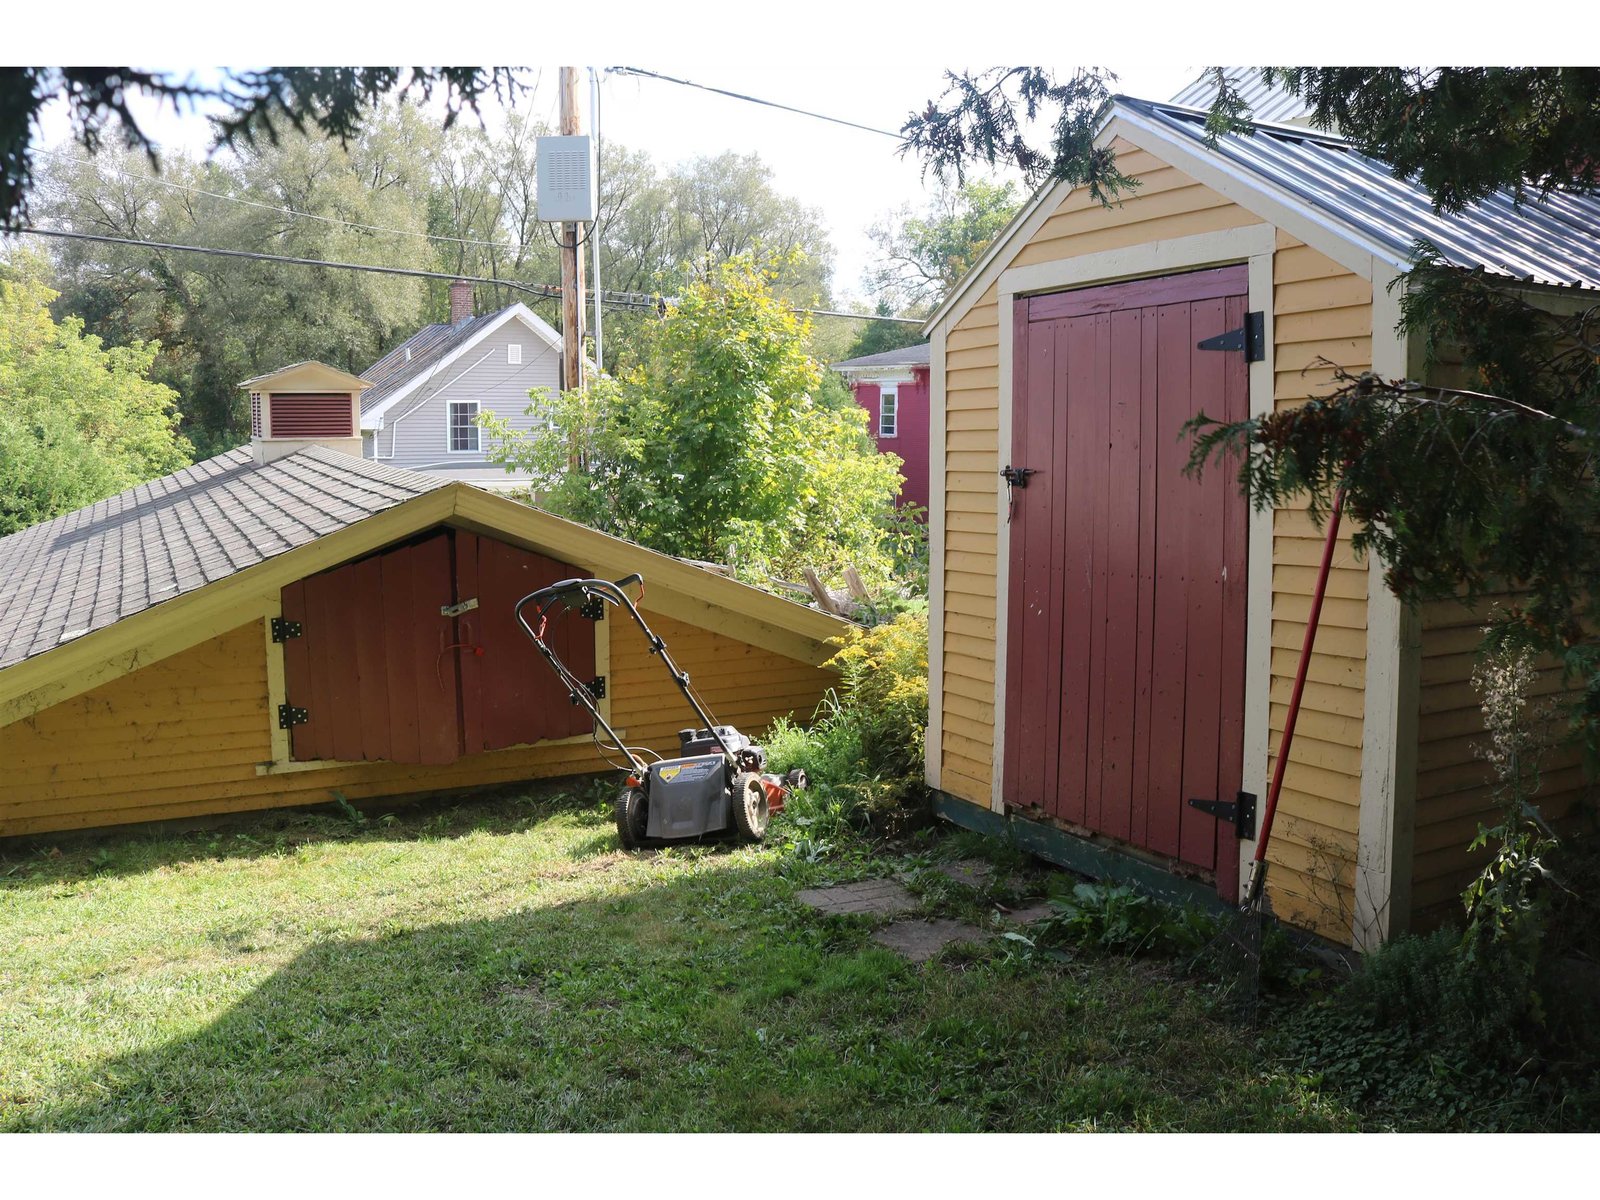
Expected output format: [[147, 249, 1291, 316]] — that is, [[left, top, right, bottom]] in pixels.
[[280, 529, 594, 765], [1002, 266, 1250, 896]]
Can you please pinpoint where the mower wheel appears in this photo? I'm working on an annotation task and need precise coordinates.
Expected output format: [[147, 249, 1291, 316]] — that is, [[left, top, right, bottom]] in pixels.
[[615, 787, 648, 850], [729, 771, 770, 842]]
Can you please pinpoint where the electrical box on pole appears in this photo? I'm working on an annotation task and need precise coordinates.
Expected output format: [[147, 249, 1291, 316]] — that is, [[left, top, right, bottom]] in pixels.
[[536, 135, 596, 222]]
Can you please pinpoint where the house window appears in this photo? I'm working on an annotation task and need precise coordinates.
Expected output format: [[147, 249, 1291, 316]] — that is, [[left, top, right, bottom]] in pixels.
[[508, 343, 522, 365], [879, 385, 899, 438], [449, 400, 481, 452]]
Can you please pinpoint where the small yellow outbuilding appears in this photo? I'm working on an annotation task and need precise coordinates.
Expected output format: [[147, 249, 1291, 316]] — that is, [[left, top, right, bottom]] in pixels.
[[921, 96, 1600, 946], [0, 364, 846, 839]]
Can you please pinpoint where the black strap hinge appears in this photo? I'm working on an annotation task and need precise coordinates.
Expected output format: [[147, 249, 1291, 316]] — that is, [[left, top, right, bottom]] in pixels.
[[1186, 790, 1257, 840], [271, 617, 302, 642], [278, 704, 309, 729], [571, 676, 606, 704], [1196, 311, 1265, 362]]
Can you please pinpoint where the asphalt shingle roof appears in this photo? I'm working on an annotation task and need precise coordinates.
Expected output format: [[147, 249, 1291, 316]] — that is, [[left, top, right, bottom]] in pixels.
[[1122, 97, 1600, 290], [359, 306, 516, 414], [831, 343, 931, 372], [0, 447, 448, 671]]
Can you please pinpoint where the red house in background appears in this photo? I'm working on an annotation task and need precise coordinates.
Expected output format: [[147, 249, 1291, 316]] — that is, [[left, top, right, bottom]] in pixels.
[[830, 342, 931, 513]]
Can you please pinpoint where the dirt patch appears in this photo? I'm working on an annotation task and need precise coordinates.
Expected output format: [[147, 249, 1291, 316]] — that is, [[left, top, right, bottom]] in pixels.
[[796, 878, 917, 918], [872, 919, 993, 963]]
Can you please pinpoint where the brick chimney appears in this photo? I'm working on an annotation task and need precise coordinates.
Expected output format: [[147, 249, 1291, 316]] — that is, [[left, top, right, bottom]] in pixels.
[[449, 279, 475, 326]]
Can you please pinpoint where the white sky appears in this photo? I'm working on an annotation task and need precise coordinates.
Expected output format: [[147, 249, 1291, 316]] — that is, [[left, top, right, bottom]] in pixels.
[[12, 2, 1591, 312]]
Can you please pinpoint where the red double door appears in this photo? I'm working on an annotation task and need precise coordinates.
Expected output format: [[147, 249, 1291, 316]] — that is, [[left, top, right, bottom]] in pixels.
[[1003, 266, 1250, 896], [280, 529, 594, 764]]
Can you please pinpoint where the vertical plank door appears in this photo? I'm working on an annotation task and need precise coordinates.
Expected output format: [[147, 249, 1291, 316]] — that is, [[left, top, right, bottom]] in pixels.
[[1004, 266, 1250, 896]]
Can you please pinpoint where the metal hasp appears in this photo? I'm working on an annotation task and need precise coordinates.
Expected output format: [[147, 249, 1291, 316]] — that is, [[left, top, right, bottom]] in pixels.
[[270, 617, 302, 643], [1186, 790, 1257, 840], [1196, 311, 1265, 362], [1000, 465, 1036, 489], [278, 704, 309, 729], [440, 597, 479, 617]]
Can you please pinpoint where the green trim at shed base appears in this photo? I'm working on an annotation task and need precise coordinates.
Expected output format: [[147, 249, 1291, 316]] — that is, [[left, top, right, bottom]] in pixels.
[[931, 790, 1233, 916]]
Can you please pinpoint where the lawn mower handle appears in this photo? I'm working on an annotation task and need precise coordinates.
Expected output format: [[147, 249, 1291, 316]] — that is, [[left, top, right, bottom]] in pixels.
[[512, 573, 736, 763]]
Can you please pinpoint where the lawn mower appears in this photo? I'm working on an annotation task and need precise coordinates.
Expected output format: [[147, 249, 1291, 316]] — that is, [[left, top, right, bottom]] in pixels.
[[514, 573, 805, 849]]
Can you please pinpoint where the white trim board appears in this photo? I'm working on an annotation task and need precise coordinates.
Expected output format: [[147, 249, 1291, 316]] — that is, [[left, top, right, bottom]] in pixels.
[[924, 326, 948, 794], [925, 103, 1410, 342], [362, 303, 563, 429], [990, 227, 1277, 885], [1353, 261, 1417, 949]]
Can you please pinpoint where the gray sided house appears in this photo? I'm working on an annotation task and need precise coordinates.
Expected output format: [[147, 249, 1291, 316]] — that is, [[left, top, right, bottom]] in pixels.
[[359, 280, 562, 489]]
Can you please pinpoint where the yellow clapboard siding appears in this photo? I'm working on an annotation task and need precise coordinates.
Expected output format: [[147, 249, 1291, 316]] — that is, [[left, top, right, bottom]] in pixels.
[[1264, 729, 1365, 777], [1, 608, 836, 838], [1267, 674, 1366, 720], [1271, 594, 1368, 632], [947, 343, 1000, 371], [945, 610, 995, 640], [940, 764, 992, 807], [942, 690, 994, 725], [1270, 621, 1368, 660], [947, 407, 999, 432], [1273, 245, 1356, 285], [1274, 306, 1374, 343], [947, 429, 998, 455], [947, 530, 997, 557], [1273, 279, 1373, 318], [945, 650, 996, 686], [1272, 563, 1370, 601], [946, 450, 997, 474], [943, 670, 995, 705], [1270, 645, 1365, 689], [1273, 337, 1373, 374], [946, 509, 997, 535]]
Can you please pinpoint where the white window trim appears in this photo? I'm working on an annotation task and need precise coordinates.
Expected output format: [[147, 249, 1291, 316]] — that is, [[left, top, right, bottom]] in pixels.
[[447, 398, 482, 454], [878, 384, 899, 439]]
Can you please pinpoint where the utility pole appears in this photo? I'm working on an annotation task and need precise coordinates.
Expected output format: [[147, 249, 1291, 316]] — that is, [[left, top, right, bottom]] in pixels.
[[559, 66, 586, 396]]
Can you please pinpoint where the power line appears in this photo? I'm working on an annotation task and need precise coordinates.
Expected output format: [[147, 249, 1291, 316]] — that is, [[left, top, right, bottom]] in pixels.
[[34, 146, 534, 255], [608, 67, 904, 140], [11, 226, 923, 324]]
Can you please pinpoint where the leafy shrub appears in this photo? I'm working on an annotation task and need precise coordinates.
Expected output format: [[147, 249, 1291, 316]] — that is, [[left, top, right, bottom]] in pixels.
[[1282, 930, 1568, 1128], [1032, 883, 1219, 957], [764, 610, 930, 843]]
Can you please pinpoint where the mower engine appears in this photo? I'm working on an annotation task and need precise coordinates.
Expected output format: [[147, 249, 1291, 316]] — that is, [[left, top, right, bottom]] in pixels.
[[513, 575, 807, 851]]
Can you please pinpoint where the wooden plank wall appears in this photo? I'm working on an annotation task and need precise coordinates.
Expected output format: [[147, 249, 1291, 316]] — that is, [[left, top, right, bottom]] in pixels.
[[1408, 325, 1592, 922], [0, 611, 834, 839], [1265, 233, 1372, 939], [938, 141, 1262, 808]]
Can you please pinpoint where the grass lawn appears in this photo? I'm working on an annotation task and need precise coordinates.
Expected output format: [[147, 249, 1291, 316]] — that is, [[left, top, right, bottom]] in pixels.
[[0, 783, 1358, 1132]]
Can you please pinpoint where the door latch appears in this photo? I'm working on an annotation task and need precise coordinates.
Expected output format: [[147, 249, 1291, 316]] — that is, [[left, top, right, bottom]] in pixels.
[[441, 597, 479, 618], [1000, 465, 1036, 489]]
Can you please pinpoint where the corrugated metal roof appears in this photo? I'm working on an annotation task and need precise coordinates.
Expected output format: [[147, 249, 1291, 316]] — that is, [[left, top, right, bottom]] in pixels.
[[0, 447, 448, 670], [1170, 69, 1315, 126], [1122, 97, 1600, 290]]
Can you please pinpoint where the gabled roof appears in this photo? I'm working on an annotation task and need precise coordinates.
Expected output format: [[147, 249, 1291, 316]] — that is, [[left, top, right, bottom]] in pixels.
[[1170, 69, 1316, 127], [0, 447, 447, 671], [927, 95, 1600, 336], [240, 361, 372, 392], [831, 343, 931, 374], [359, 302, 564, 420], [1122, 97, 1600, 290]]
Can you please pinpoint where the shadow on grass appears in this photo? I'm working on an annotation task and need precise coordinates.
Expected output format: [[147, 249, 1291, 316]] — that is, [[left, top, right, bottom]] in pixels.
[[10, 859, 938, 1133], [0, 776, 614, 890]]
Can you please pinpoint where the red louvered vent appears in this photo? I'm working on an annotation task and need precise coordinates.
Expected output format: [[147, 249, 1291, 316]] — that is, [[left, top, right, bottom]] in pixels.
[[268, 393, 354, 438]]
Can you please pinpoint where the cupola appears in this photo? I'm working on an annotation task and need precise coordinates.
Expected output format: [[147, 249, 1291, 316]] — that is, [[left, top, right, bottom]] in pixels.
[[237, 361, 371, 464]]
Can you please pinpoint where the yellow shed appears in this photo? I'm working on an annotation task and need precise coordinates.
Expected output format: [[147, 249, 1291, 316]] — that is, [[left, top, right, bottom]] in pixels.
[[0, 367, 847, 839], [922, 96, 1600, 946]]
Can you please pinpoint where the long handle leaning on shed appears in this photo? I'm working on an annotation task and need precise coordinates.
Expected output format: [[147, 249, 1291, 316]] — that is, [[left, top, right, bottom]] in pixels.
[[1243, 483, 1347, 913]]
